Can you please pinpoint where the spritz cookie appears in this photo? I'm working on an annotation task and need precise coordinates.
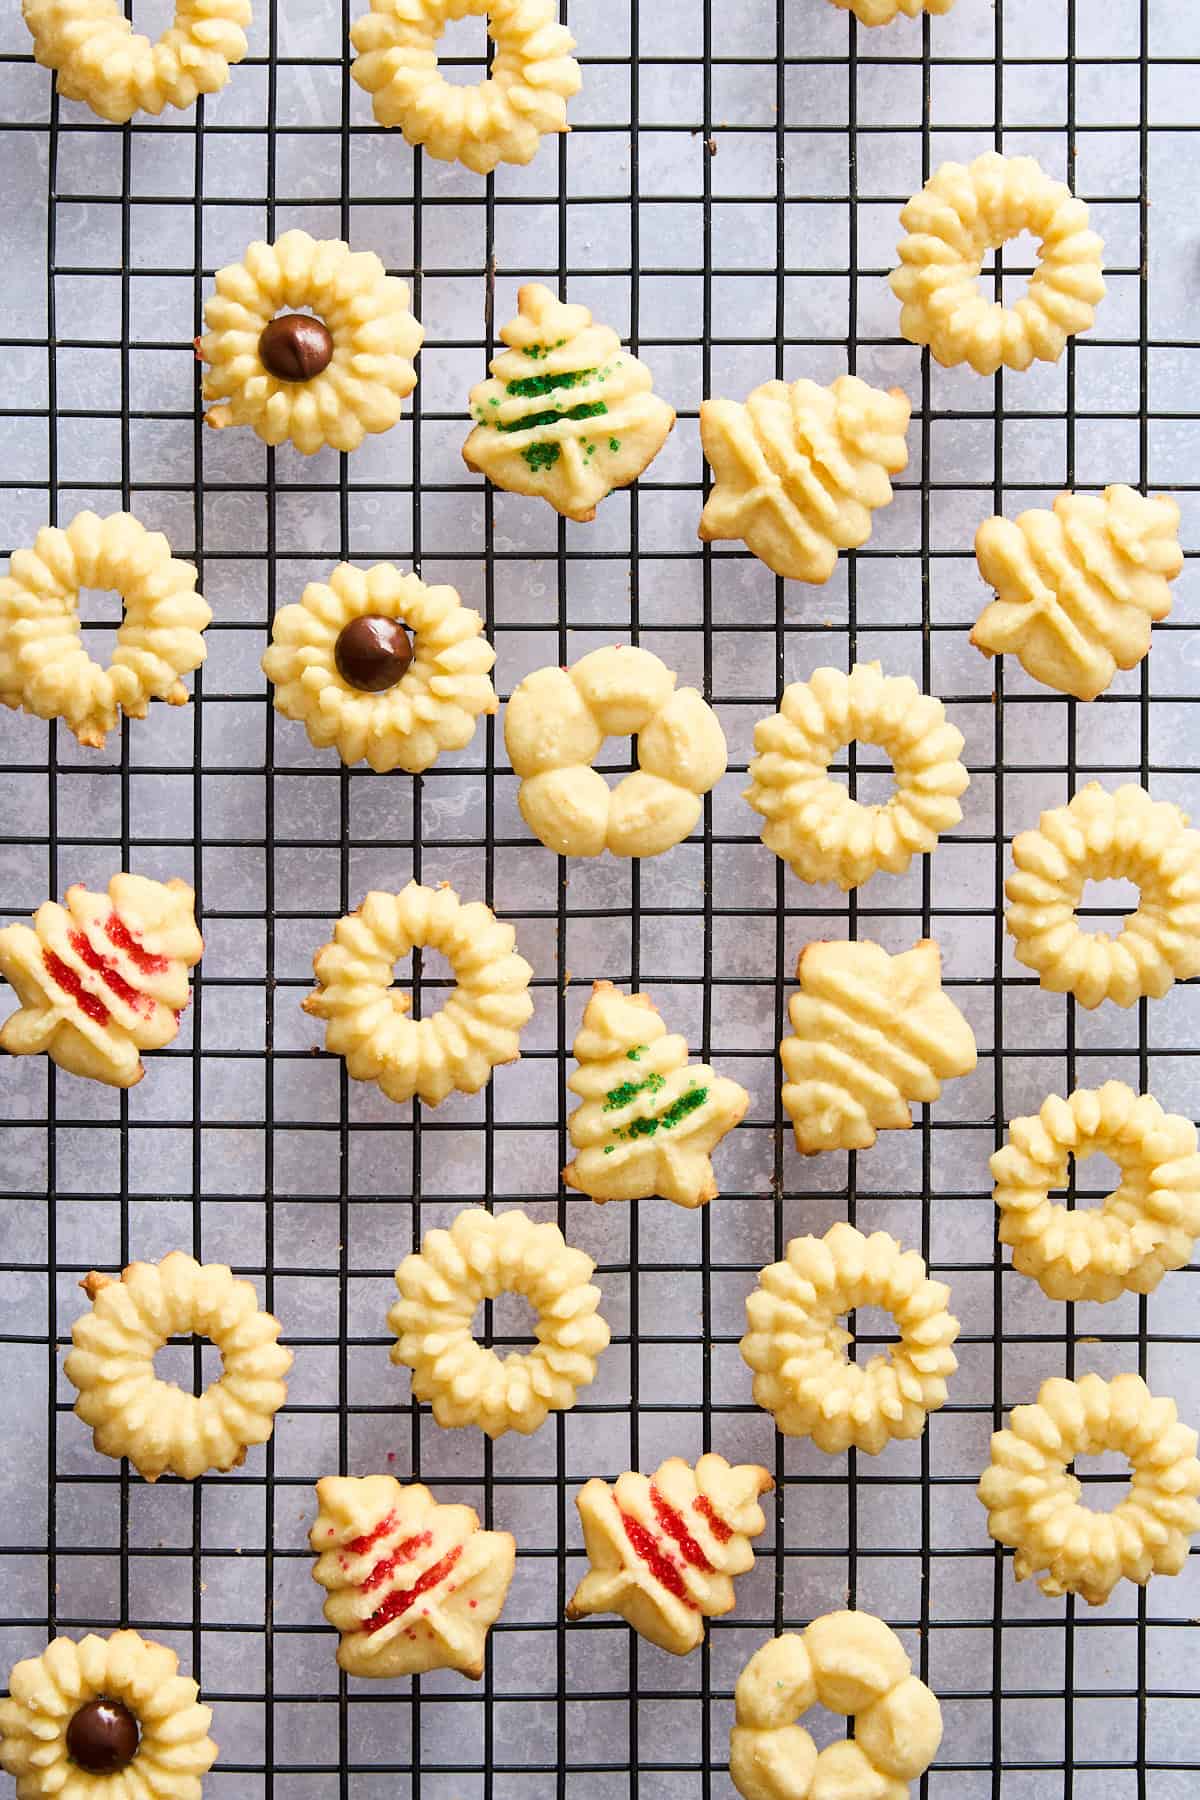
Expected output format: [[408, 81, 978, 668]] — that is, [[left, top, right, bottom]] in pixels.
[[463, 285, 675, 522], [303, 882, 534, 1107], [391, 1207, 610, 1437], [506, 644, 727, 859], [311, 1474, 516, 1679], [351, 0, 581, 174], [0, 874, 203, 1090], [978, 1373, 1200, 1606], [1005, 782, 1200, 1009], [563, 981, 749, 1208], [699, 375, 911, 583], [0, 1631, 217, 1799], [891, 151, 1105, 375], [263, 562, 497, 774], [829, 0, 954, 20], [972, 485, 1183, 701], [565, 1455, 772, 1655], [729, 1617, 943, 1800], [22, 0, 250, 123], [745, 662, 969, 890], [0, 510, 210, 749], [781, 938, 977, 1155], [199, 230, 423, 455], [741, 1221, 959, 1455]]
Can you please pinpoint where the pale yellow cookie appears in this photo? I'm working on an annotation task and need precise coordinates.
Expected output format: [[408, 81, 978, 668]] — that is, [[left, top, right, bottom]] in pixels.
[[891, 151, 1105, 375], [22, 0, 250, 123], [978, 1373, 1200, 1606], [351, 0, 581, 174], [310, 1474, 516, 1680], [389, 1207, 610, 1437], [0, 1631, 217, 1799], [0, 874, 203, 1089], [972, 485, 1183, 701], [699, 375, 911, 582], [565, 1455, 772, 1655], [781, 937, 977, 1154], [730, 1616, 943, 1800], [562, 981, 749, 1208], [829, 0, 954, 20], [199, 229, 423, 455], [303, 881, 534, 1107], [463, 285, 675, 522], [741, 1221, 959, 1455], [0, 510, 210, 749], [505, 644, 727, 859], [991, 1083, 1200, 1304], [64, 1252, 292, 1482], [263, 562, 497, 773], [1005, 782, 1200, 1009], [745, 662, 968, 890]]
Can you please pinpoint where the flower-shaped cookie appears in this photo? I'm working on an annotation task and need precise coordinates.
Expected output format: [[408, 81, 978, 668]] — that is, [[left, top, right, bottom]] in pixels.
[[22, 0, 250, 123], [829, 0, 954, 19]]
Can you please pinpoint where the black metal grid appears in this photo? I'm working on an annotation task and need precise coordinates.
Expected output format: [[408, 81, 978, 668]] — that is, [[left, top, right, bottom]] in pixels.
[[0, 0, 1197, 1794]]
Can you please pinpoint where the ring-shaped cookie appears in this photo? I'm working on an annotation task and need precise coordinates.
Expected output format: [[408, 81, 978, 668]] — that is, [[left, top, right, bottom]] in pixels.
[[729, 1615, 943, 1800], [22, 0, 250, 123], [890, 151, 1105, 375], [978, 1373, 1200, 1606], [303, 881, 534, 1107], [351, 0, 582, 175], [1005, 782, 1200, 1009], [741, 1221, 959, 1455], [0, 511, 211, 750], [744, 661, 969, 890], [64, 1252, 293, 1482], [199, 229, 423, 456], [505, 644, 727, 859], [0, 1630, 217, 1799], [389, 1207, 611, 1438], [991, 1082, 1200, 1303]]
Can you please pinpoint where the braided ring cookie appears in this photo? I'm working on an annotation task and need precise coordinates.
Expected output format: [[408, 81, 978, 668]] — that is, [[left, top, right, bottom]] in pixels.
[[351, 0, 581, 175], [991, 1082, 1200, 1303], [22, 0, 250, 123], [0, 511, 210, 749], [263, 562, 497, 773], [0, 1631, 217, 1799], [1005, 782, 1200, 1009], [890, 151, 1105, 376], [741, 1221, 959, 1455], [199, 230, 423, 456], [505, 645, 727, 859], [389, 1207, 611, 1437], [64, 1252, 292, 1482], [745, 661, 968, 890], [729, 1615, 943, 1800], [303, 882, 534, 1107], [978, 1373, 1200, 1606]]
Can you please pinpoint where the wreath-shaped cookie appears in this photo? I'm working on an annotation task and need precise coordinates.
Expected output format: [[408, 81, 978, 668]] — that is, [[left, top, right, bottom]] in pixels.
[[0, 511, 210, 749], [1005, 782, 1200, 1009], [199, 230, 423, 456], [64, 1252, 292, 1482], [505, 644, 727, 859], [389, 1207, 611, 1437], [890, 151, 1105, 376], [0, 1630, 217, 1798], [729, 1615, 943, 1800], [744, 661, 969, 890], [263, 562, 497, 773], [351, 0, 581, 174], [979, 1373, 1200, 1605], [829, 0, 955, 20], [22, 0, 250, 123], [303, 881, 534, 1107]]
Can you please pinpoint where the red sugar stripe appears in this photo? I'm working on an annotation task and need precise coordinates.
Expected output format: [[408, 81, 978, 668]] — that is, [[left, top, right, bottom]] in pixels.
[[105, 910, 169, 975], [69, 930, 152, 1017], [694, 1495, 733, 1544], [347, 1509, 398, 1559], [619, 1510, 696, 1608], [650, 1487, 713, 1573], [362, 1531, 433, 1595], [43, 950, 109, 1026], [363, 1544, 463, 1635]]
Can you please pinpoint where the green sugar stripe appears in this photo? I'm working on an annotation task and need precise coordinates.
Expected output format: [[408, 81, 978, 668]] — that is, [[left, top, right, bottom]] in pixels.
[[506, 367, 597, 399], [603, 1071, 665, 1112], [498, 400, 609, 435], [616, 1084, 709, 1140]]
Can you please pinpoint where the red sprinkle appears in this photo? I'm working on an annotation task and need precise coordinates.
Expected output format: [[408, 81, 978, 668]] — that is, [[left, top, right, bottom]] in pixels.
[[361, 1531, 432, 1596], [619, 1510, 695, 1607], [651, 1487, 713, 1572], [363, 1545, 463, 1635], [105, 909, 169, 976], [68, 929, 152, 1016], [347, 1509, 399, 1559], [43, 950, 109, 1026], [694, 1495, 733, 1544]]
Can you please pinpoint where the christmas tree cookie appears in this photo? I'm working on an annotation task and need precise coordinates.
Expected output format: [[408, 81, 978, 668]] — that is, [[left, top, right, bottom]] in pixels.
[[562, 981, 749, 1207], [462, 285, 676, 522]]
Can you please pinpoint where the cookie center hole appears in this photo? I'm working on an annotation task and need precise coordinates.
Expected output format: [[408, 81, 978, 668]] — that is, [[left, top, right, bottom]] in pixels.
[[77, 587, 124, 669], [400, 946, 455, 1019], [475, 1290, 539, 1350], [845, 1305, 897, 1366], [828, 745, 896, 809], [132, 0, 179, 38], [982, 228, 1043, 304], [1069, 1450, 1133, 1513], [435, 14, 492, 84], [153, 1337, 216, 1397], [1050, 1150, 1124, 1213], [1077, 877, 1141, 935]]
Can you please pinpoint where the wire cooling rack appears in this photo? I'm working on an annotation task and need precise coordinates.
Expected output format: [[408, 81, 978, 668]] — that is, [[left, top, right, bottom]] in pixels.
[[1, 0, 1199, 1794]]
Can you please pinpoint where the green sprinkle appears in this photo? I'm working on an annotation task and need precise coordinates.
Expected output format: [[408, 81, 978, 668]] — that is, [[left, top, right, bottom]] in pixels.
[[506, 367, 595, 400], [609, 437, 621, 452], [522, 343, 549, 359], [626, 1046, 645, 1062], [603, 1072, 665, 1112], [659, 1085, 708, 1129], [603, 1145, 614, 1155], [499, 400, 609, 435], [521, 441, 561, 472], [488, 397, 499, 407]]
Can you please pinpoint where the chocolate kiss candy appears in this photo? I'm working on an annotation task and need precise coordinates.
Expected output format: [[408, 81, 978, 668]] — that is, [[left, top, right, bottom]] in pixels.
[[66, 1697, 140, 1774], [259, 313, 335, 381], [334, 615, 415, 692]]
